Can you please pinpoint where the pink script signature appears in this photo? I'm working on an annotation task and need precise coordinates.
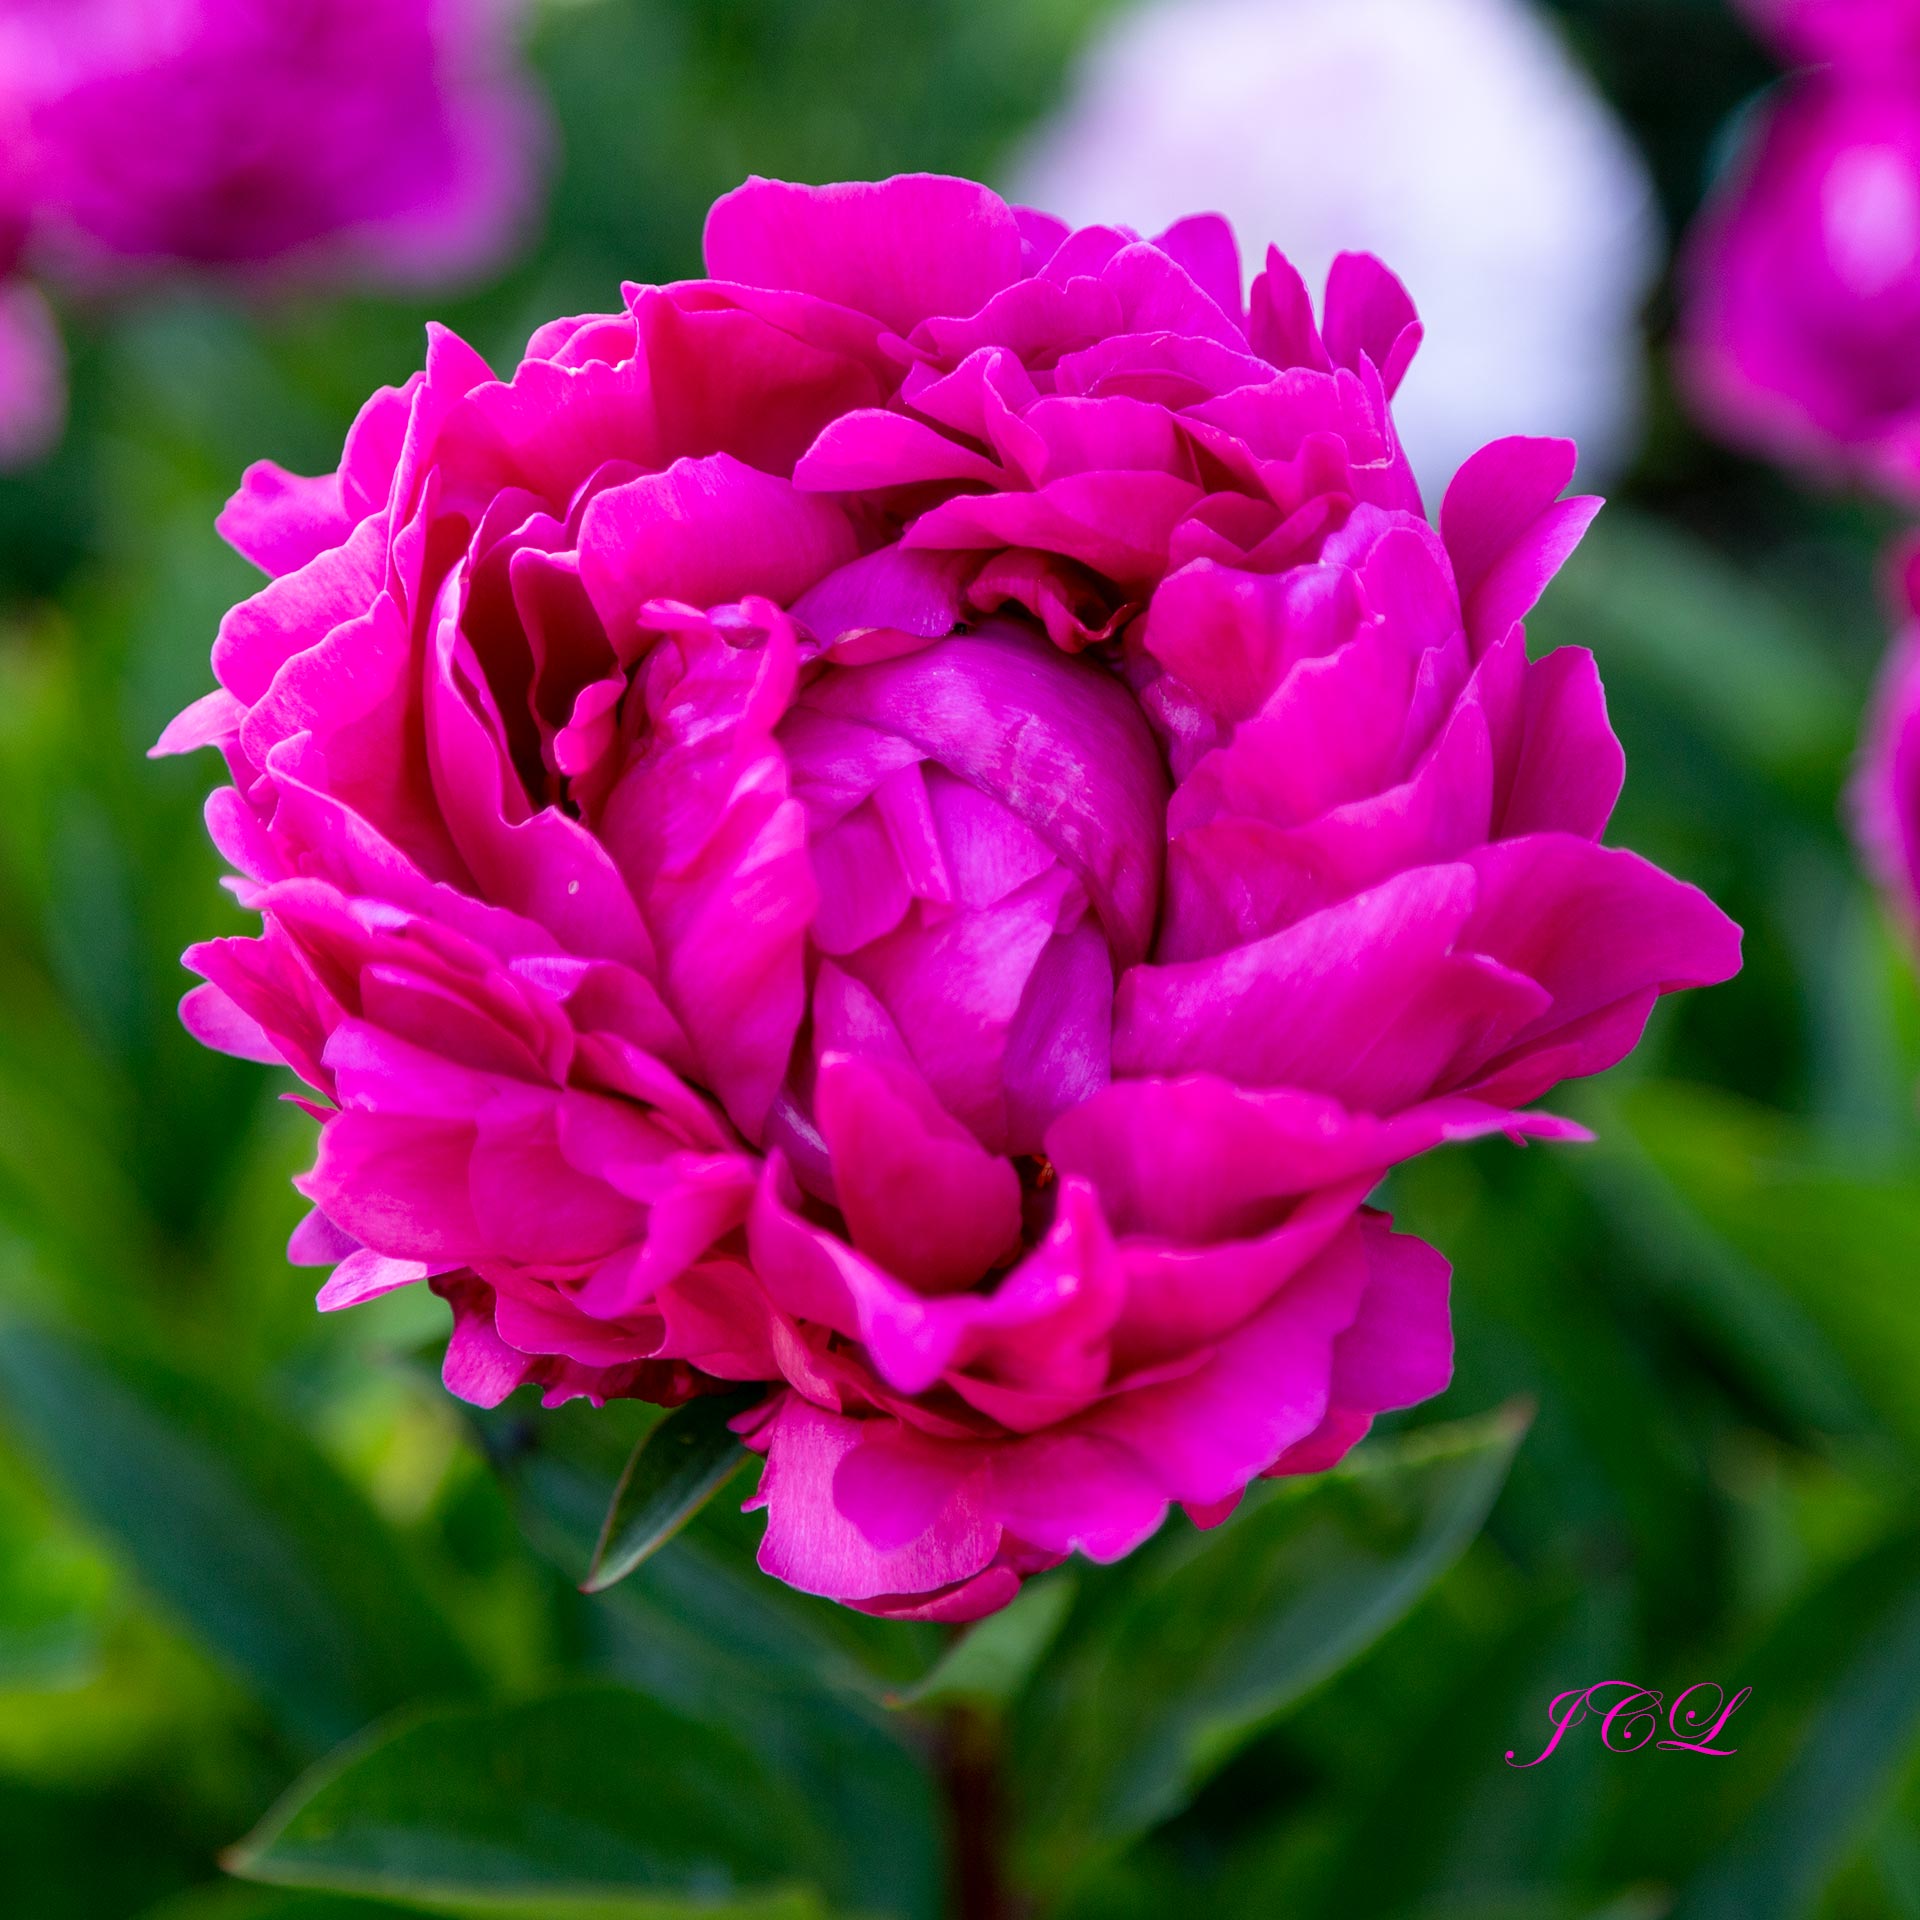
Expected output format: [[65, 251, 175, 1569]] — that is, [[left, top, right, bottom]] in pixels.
[[1505, 1681, 1752, 1767]]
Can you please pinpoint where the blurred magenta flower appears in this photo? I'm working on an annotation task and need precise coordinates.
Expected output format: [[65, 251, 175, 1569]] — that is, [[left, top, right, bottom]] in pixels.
[[0, 174, 62, 469], [1680, 7, 1920, 493], [0, 275, 64, 468], [158, 175, 1740, 1619], [1855, 540, 1920, 930], [0, 0, 546, 285], [1741, 0, 1920, 64], [1009, 0, 1661, 500]]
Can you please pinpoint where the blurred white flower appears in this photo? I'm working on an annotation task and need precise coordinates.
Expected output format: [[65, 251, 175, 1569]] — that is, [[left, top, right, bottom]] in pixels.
[[1008, 0, 1661, 498]]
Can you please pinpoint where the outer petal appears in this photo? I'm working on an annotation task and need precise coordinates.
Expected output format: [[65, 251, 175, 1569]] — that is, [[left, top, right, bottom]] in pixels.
[[1115, 863, 1549, 1112], [1047, 1074, 1583, 1244], [1440, 436, 1601, 645], [704, 174, 1025, 335], [1458, 835, 1745, 1104], [578, 454, 859, 646], [1076, 1216, 1375, 1506], [744, 1396, 1003, 1604]]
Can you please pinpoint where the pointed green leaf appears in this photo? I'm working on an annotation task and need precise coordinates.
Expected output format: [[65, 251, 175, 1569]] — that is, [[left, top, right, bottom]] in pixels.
[[1667, 1531, 1920, 1920], [583, 1388, 762, 1594], [1602, 1080, 1920, 1454], [1020, 1406, 1529, 1877], [888, 1573, 1075, 1715], [451, 1393, 942, 1920], [0, 1319, 476, 1747], [227, 1685, 834, 1919], [141, 1889, 432, 1919]]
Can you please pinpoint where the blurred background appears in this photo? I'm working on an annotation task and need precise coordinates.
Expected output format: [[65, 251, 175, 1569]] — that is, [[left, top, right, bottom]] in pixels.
[[4, 1, 1919, 1916]]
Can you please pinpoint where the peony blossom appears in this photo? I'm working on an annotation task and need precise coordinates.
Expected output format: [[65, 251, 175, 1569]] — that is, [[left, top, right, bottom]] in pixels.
[[1679, 4, 1920, 494], [158, 175, 1740, 1619], [0, 0, 546, 285], [1008, 0, 1661, 498]]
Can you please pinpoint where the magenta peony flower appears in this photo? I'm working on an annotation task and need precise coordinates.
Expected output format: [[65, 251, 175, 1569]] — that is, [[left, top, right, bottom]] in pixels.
[[1679, 11, 1920, 493], [0, 0, 545, 283], [158, 175, 1740, 1619]]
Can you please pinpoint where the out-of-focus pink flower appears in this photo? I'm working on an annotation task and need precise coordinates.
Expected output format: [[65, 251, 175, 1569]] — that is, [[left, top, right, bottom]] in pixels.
[[1009, 0, 1661, 499], [0, 276, 65, 468], [1680, 7, 1920, 493], [158, 175, 1740, 1619], [0, 0, 546, 284], [0, 159, 62, 470], [1741, 0, 1920, 66], [1855, 539, 1920, 932]]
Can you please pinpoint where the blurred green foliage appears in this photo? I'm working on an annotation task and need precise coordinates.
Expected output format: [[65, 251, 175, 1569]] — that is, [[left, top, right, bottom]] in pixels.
[[4, 1, 1920, 1916]]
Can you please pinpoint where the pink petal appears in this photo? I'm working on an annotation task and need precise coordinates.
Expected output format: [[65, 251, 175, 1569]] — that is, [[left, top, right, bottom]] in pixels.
[[704, 174, 1025, 335], [578, 453, 858, 643], [1440, 436, 1600, 644], [1321, 252, 1423, 397], [815, 1052, 1023, 1295], [746, 1396, 1003, 1604]]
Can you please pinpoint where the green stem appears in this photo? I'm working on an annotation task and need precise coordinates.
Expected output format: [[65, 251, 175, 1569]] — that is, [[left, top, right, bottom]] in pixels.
[[940, 1701, 1010, 1920]]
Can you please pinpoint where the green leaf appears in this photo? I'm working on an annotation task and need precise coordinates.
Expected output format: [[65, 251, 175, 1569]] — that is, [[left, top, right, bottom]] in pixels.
[[1019, 1406, 1528, 1876], [450, 1380, 937, 1701], [1570, 1086, 1872, 1443], [584, 1388, 760, 1594], [228, 1685, 834, 1919], [0, 1453, 111, 1690], [0, 954, 164, 1333], [1289, 1580, 1636, 1919], [1872, 1816, 1920, 1920], [454, 1393, 941, 1920], [594, 1543, 941, 1920], [1531, 510, 1855, 783], [888, 1572, 1075, 1715], [1601, 1080, 1920, 1454], [141, 1888, 434, 1919], [1668, 1530, 1920, 1919], [0, 1319, 477, 1748]]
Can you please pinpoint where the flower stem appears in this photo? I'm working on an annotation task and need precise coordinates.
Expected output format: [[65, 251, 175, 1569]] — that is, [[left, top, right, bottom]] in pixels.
[[940, 1701, 1010, 1920]]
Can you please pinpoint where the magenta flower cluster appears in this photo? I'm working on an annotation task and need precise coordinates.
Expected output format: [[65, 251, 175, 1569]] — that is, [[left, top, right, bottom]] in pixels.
[[161, 175, 1741, 1619], [1681, 0, 1920, 494]]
